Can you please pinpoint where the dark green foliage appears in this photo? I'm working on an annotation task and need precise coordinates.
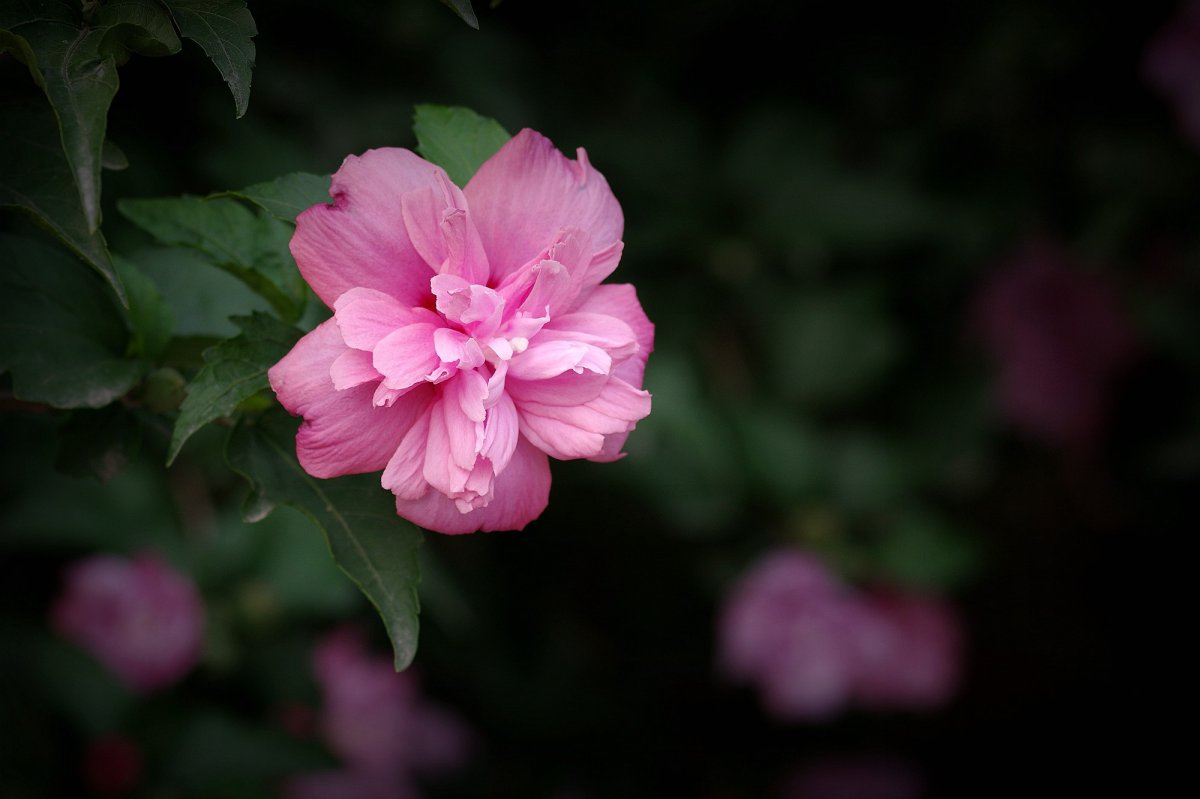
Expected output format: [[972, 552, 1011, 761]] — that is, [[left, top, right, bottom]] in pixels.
[[414, 104, 511, 187], [167, 313, 300, 464], [119, 196, 307, 322], [0, 234, 141, 408], [162, 0, 257, 117], [227, 410, 424, 671]]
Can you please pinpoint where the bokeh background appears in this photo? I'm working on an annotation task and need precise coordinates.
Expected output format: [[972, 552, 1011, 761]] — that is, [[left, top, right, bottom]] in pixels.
[[2, 0, 1195, 796]]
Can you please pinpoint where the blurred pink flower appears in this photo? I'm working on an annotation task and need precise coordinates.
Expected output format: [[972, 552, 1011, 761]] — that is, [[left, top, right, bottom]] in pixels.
[[51, 552, 205, 693], [851, 591, 962, 711], [719, 550, 863, 720], [974, 241, 1135, 448], [718, 549, 962, 721], [270, 130, 654, 534], [285, 627, 471, 799], [1146, 1, 1200, 147]]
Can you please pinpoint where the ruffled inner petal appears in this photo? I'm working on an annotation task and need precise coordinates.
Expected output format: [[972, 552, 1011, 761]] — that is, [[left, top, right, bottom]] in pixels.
[[465, 130, 622, 284], [373, 324, 442, 390], [507, 340, 611, 382], [329, 348, 381, 390], [334, 287, 437, 351], [291, 148, 455, 307], [394, 438, 550, 534]]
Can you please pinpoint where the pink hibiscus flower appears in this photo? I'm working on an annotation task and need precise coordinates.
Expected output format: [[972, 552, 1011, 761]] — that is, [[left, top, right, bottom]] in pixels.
[[718, 549, 962, 721], [50, 552, 206, 693], [973, 240, 1135, 448], [269, 130, 654, 534], [284, 627, 471, 799], [1145, 0, 1200, 147]]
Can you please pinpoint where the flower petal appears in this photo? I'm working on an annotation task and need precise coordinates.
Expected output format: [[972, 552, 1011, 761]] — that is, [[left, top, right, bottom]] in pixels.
[[571, 284, 655, 460], [373, 324, 442, 390], [334, 287, 437, 351], [400, 173, 489, 285], [571, 240, 625, 305], [395, 438, 551, 534], [269, 320, 431, 477], [482, 392, 519, 475], [505, 370, 609, 407], [291, 149, 452, 307], [507, 340, 611, 382], [329, 348, 380, 390], [465, 129, 623, 284], [381, 409, 432, 500], [517, 376, 651, 460], [539, 312, 639, 363]]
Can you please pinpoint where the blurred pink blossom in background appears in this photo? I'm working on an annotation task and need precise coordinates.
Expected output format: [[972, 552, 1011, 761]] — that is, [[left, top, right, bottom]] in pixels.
[[718, 549, 961, 721], [271, 129, 654, 534], [50, 552, 205, 693], [1146, 0, 1200, 147], [852, 591, 962, 711], [973, 240, 1135, 448], [285, 627, 472, 799]]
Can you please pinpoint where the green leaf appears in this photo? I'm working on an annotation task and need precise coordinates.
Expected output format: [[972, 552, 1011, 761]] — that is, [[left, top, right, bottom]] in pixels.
[[168, 313, 301, 465], [114, 254, 174, 362], [875, 511, 981, 591], [437, 0, 479, 29], [55, 403, 142, 482], [166, 712, 332, 790], [162, 0, 257, 118], [119, 196, 307, 321], [1, 1, 179, 234], [414, 104, 510, 187], [769, 284, 901, 406], [124, 246, 271, 338], [215, 171, 331, 223], [101, 138, 129, 170], [0, 66, 123, 301], [227, 409, 424, 671], [0, 233, 141, 408], [96, 0, 182, 60]]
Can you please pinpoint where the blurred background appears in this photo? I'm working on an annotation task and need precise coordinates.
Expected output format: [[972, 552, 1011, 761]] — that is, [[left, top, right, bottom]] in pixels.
[[2, 0, 1196, 796]]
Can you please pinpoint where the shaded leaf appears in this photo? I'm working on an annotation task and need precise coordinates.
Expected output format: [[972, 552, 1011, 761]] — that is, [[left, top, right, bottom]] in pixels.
[[437, 0, 479, 29], [114, 255, 173, 362], [162, 0, 256, 118], [124, 245, 270, 338], [0, 69, 123, 301], [414, 104, 510, 187], [876, 511, 981, 591], [168, 313, 301, 465], [119, 196, 307, 321], [0, 233, 141, 408], [769, 284, 901, 406], [2, 0, 181, 235], [101, 138, 129, 170], [166, 712, 332, 789], [227, 409, 423, 670], [55, 403, 142, 482], [1, 5, 111, 233], [97, 0, 182, 59], [216, 171, 331, 223]]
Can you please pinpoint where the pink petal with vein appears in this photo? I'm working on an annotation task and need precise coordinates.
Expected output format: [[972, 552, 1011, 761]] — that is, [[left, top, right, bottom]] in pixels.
[[373, 324, 442, 391], [465, 129, 623, 283], [269, 320, 430, 477], [395, 438, 551, 534], [335, 288, 436, 351], [291, 149, 457, 307]]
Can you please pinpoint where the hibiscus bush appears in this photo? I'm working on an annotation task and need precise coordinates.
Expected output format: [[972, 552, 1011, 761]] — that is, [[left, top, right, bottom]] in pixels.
[[1, 1, 1192, 797]]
